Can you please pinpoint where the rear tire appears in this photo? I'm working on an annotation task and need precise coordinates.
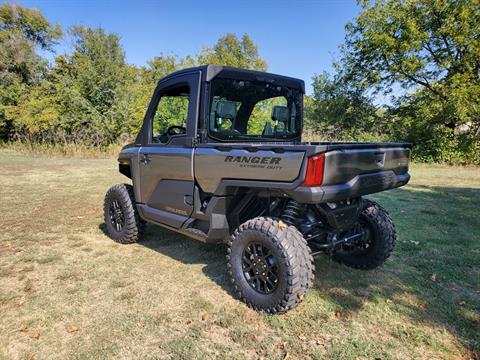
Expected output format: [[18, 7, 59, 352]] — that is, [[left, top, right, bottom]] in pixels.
[[227, 217, 314, 313], [103, 184, 144, 244], [332, 199, 396, 269]]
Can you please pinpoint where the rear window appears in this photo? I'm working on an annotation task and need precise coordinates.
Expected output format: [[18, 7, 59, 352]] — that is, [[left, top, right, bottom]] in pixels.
[[208, 78, 302, 141]]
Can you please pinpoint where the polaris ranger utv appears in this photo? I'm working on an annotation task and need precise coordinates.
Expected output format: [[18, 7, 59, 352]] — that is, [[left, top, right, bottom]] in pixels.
[[104, 65, 411, 313]]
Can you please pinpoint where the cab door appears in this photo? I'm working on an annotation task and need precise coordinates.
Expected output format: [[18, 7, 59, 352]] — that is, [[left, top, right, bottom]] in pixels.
[[137, 72, 200, 228]]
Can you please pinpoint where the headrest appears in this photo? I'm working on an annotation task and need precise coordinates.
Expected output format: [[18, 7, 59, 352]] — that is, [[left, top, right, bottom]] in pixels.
[[271, 105, 289, 123], [215, 100, 237, 119]]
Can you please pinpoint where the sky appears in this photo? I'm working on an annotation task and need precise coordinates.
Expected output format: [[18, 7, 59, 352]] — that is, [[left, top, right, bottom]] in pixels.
[[18, 0, 361, 94]]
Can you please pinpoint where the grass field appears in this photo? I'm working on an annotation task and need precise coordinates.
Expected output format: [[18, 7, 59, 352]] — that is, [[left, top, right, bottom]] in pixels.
[[0, 150, 479, 360]]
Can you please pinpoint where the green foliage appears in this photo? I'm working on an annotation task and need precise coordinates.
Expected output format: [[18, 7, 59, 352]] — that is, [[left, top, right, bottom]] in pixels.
[[247, 97, 287, 134], [0, 3, 61, 50], [10, 26, 137, 145], [1, 18, 268, 146], [197, 33, 267, 71], [153, 96, 189, 137], [335, 0, 480, 164], [145, 54, 195, 84], [1, 3, 478, 164], [386, 88, 480, 164], [305, 72, 382, 140], [0, 3, 61, 138]]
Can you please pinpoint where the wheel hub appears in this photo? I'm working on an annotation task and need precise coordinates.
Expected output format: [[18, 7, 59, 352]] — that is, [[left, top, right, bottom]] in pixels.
[[339, 221, 373, 254], [242, 242, 279, 294], [109, 199, 125, 232]]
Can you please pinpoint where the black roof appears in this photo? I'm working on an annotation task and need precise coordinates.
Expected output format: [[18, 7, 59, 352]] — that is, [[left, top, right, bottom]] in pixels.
[[160, 65, 305, 93]]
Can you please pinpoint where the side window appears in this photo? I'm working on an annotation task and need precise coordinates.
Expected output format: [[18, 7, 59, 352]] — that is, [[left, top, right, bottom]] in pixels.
[[248, 96, 287, 135], [151, 86, 189, 144]]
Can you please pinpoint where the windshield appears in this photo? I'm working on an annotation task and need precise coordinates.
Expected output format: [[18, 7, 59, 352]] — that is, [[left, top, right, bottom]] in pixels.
[[208, 78, 302, 141]]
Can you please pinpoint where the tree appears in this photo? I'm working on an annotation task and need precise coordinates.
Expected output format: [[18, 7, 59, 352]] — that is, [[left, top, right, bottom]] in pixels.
[[2, 5, 270, 147], [0, 3, 62, 139], [338, 0, 480, 163], [68, 26, 127, 114], [306, 71, 381, 140], [0, 3, 61, 50], [197, 33, 267, 71], [144, 54, 195, 84], [13, 26, 136, 145], [342, 0, 480, 131]]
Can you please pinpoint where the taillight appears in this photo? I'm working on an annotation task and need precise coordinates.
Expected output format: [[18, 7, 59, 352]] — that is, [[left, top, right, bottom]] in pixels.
[[303, 153, 325, 187]]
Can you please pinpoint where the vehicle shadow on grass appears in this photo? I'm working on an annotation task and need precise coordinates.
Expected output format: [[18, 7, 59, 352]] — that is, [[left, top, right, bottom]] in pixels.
[[99, 184, 479, 353], [312, 184, 480, 354], [139, 226, 230, 291], [99, 222, 231, 293], [99, 221, 229, 291]]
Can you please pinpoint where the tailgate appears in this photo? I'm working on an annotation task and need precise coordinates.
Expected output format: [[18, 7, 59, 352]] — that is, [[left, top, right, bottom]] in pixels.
[[322, 147, 410, 186], [288, 146, 411, 203]]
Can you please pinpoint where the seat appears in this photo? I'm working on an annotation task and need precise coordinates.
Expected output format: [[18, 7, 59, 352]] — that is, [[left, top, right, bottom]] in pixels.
[[211, 100, 239, 135], [262, 121, 273, 136], [271, 105, 289, 134]]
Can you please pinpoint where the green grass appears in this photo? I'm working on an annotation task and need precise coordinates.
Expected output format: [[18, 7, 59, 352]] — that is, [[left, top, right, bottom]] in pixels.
[[0, 151, 478, 359]]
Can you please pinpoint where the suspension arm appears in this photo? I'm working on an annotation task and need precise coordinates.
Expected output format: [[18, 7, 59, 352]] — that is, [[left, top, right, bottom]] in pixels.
[[309, 232, 364, 256]]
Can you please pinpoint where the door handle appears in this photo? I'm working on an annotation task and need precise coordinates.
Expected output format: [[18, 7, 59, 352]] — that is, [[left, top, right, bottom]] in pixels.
[[141, 154, 151, 165]]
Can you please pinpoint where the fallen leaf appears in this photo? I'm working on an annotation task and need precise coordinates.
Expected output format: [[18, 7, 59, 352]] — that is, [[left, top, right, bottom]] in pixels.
[[201, 314, 209, 321], [458, 301, 466, 306], [18, 298, 26, 306], [386, 298, 393, 304], [298, 333, 307, 341], [335, 310, 342, 318], [297, 293, 304, 301], [345, 312, 353, 320], [315, 338, 326, 346], [16, 325, 28, 333], [67, 325, 79, 333], [31, 331, 40, 339], [430, 273, 437, 282], [27, 352, 34, 360], [279, 341, 287, 350]]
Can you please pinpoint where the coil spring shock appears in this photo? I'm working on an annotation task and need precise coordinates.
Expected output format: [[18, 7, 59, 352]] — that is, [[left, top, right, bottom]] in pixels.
[[281, 199, 301, 226]]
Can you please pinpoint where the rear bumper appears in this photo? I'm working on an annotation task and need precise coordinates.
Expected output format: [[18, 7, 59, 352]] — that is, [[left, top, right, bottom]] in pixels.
[[286, 171, 410, 204]]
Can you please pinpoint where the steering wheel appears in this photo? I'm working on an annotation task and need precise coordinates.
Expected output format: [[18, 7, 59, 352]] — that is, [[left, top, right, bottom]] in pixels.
[[165, 125, 186, 136]]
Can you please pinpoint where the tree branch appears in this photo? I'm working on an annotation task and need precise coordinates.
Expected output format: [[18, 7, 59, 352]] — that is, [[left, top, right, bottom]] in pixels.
[[381, 54, 447, 101]]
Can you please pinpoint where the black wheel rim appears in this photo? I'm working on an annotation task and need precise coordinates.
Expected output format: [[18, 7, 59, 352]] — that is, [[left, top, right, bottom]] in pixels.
[[242, 242, 279, 294], [340, 219, 374, 254], [358, 220, 374, 250], [109, 199, 125, 232]]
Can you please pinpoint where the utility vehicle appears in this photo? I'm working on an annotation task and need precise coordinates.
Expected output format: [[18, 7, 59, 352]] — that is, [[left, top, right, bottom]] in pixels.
[[104, 65, 411, 313]]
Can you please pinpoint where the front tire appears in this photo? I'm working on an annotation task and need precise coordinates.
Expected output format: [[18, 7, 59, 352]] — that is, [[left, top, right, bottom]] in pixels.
[[103, 184, 144, 244], [332, 199, 396, 269], [227, 217, 314, 313]]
